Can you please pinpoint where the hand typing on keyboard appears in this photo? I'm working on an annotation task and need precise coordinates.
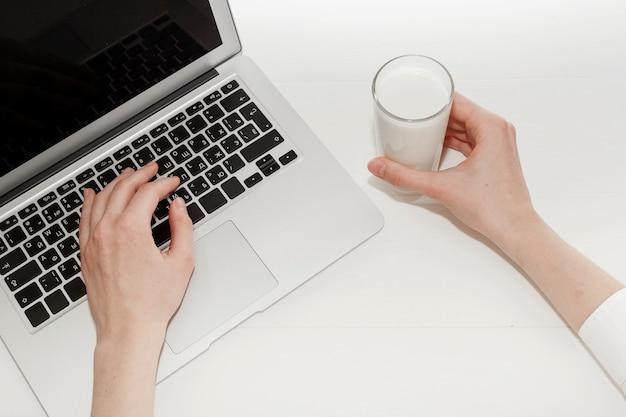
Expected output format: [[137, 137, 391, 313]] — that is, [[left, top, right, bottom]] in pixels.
[[79, 161, 194, 417]]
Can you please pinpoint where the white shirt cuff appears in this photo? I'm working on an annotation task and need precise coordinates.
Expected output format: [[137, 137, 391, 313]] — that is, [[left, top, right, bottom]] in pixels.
[[578, 288, 626, 395]]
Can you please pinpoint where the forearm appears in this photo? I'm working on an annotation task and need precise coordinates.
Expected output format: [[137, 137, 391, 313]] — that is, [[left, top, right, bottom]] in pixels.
[[491, 211, 624, 332], [91, 328, 165, 417]]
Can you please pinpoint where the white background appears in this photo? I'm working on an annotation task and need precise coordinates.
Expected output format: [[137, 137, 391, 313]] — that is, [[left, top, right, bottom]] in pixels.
[[3, 0, 626, 415]]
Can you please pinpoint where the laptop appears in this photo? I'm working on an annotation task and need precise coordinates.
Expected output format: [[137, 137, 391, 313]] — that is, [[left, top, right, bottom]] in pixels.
[[0, 1, 384, 415]]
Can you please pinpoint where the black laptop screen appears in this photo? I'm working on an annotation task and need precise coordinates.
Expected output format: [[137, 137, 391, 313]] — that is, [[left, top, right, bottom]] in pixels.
[[0, 0, 222, 180]]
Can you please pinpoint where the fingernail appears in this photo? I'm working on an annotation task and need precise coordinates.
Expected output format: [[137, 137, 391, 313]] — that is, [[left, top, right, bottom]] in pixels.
[[171, 197, 186, 210], [368, 158, 386, 177]]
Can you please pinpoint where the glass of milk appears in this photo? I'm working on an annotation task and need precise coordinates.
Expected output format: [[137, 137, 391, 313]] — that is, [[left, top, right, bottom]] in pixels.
[[372, 55, 454, 177]]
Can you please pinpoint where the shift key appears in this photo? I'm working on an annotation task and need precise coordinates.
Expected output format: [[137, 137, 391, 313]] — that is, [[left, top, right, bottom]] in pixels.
[[240, 130, 284, 163], [5, 260, 42, 291]]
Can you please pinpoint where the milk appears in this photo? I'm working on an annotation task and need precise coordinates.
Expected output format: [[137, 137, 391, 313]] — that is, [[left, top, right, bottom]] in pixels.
[[373, 57, 453, 172]]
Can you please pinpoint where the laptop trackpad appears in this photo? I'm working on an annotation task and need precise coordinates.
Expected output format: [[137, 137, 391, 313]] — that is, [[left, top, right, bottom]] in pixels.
[[165, 221, 278, 354]]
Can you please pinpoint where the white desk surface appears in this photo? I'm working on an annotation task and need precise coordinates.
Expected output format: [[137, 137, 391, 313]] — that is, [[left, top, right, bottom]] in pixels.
[[3, 0, 626, 415]]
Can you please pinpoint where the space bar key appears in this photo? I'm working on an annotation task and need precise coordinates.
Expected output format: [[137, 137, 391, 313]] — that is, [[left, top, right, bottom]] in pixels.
[[240, 130, 284, 162]]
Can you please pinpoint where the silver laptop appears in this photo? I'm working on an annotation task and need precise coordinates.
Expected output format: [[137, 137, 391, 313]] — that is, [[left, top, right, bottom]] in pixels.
[[0, 1, 383, 415]]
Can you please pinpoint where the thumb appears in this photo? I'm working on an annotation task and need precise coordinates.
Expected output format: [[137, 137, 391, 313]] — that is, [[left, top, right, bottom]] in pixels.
[[368, 157, 437, 196], [166, 198, 195, 271]]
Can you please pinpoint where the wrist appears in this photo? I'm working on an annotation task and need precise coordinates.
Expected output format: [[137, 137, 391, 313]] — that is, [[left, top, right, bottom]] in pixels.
[[91, 324, 164, 417], [485, 204, 546, 263], [95, 322, 166, 358]]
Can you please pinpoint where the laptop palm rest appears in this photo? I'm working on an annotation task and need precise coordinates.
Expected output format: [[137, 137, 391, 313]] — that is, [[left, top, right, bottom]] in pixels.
[[165, 221, 277, 354]]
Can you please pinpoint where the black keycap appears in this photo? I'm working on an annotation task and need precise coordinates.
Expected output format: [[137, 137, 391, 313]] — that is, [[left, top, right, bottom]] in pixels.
[[0, 215, 18, 231], [39, 248, 62, 269], [279, 150, 298, 165], [76, 169, 95, 184], [15, 282, 43, 307], [60, 191, 83, 212], [188, 134, 210, 153], [151, 136, 173, 155], [237, 124, 260, 143], [185, 115, 207, 134], [24, 214, 45, 235], [203, 90, 222, 105], [5, 226, 26, 247], [57, 236, 79, 257], [56, 180, 77, 195], [221, 80, 239, 94], [240, 102, 272, 131], [97, 169, 118, 188], [241, 130, 284, 162], [169, 167, 190, 184], [188, 177, 211, 196], [156, 156, 175, 175], [223, 113, 244, 131], [185, 156, 208, 176], [133, 147, 155, 166], [131, 134, 151, 149], [169, 125, 190, 144], [220, 89, 250, 112], [171, 145, 193, 164], [150, 123, 168, 138], [244, 173, 263, 188], [45, 290, 69, 314], [18, 203, 38, 219], [25, 302, 50, 327], [24, 236, 46, 257], [223, 155, 245, 174], [168, 112, 186, 127], [0, 248, 27, 276], [58, 258, 80, 280], [256, 155, 281, 176], [4, 260, 41, 291], [61, 212, 81, 233], [42, 225, 65, 245], [169, 188, 192, 204], [94, 157, 114, 172], [206, 123, 227, 142], [186, 202, 205, 224], [115, 158, 137, 173], [0, 238, 6, 255], [154, 199, 170, 220], [39, 271, 62, 292], [221, 135, 243, 153], [198, 189, 227, 214], [203, 146, 225, 165], [152, 221, 171, 247], [37, 192, 57, 207], [206, 166, 227, 185], [113, 146, 133, 161], [202, 104, 224, 124], [64, 278, 87, 301], [79, 180, 101, 194], [221, 177, 245, 199], [42, 203, 64, 224], [185, 101, 204, 116]]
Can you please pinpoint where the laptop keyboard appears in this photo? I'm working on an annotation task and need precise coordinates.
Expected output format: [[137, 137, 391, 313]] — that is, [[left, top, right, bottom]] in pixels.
[[0, 78, 298, 332]]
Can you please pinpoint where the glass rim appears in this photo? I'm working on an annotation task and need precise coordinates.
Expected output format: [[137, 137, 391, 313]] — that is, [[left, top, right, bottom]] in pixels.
[[372, 54, 455, 123]]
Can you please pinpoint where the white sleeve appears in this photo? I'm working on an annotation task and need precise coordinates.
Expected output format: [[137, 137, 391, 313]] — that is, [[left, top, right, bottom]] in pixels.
[[578, 288, 626, 395]]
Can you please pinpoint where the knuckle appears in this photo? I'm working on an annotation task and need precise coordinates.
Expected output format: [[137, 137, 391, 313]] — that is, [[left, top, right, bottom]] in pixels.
[[91, 221, 114, 245]]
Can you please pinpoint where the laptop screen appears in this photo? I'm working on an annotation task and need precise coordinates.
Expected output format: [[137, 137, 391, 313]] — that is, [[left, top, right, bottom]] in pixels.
[[0, 0, 223, 198]]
